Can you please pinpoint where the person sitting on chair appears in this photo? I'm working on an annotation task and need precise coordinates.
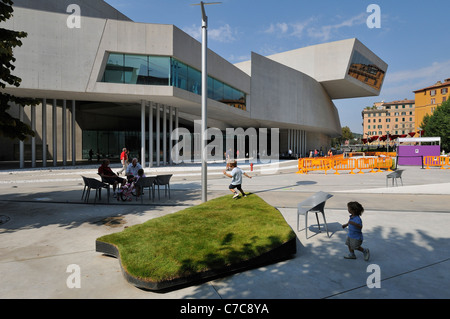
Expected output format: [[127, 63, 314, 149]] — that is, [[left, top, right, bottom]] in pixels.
[[98, 159, 125, 198]]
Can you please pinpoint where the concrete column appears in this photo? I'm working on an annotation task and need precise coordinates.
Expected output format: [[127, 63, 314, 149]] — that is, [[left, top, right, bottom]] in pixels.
[[31, 104, 36, 168], [287, 129, 291, 152], [71, 100, 76, 166], [42, 98, 47, 167], [141, 100, 146, 168], [52, 99, 57, 167], [163, 104, 167, 166], [62, 100, 67, 166], [156, 104, 160, 166], [149, 102, 153, 168], [19, 105, 24, 169], [169, 105, 173, 165], [175, 107, 179, 130]]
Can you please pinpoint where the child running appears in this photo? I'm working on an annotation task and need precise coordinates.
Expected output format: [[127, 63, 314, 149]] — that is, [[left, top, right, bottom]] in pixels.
[[342, 201, 370, 261], [223, 160, 252, 199]]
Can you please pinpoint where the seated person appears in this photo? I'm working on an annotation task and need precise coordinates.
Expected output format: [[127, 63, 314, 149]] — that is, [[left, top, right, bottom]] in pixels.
[[126, 158, 143, 181], [98, 159, 125, 198], [134, 168, 146, 197]]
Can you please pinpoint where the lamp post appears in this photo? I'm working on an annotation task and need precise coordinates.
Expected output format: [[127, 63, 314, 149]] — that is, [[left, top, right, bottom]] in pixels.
[[193, 1, 221, 202]]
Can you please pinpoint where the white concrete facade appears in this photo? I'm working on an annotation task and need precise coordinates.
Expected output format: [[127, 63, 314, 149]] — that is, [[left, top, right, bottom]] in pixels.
[[1, 0, 387, 167]]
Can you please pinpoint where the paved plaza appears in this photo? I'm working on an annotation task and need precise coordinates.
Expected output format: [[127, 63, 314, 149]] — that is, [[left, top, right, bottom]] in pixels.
[[0, 160, 449, 299]]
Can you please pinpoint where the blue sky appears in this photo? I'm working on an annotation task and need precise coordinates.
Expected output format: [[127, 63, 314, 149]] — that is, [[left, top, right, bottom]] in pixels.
[[104, 0, 450, 134]]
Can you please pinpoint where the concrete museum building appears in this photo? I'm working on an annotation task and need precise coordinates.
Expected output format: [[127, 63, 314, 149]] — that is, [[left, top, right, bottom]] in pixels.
[[1, 0, 388, 168]]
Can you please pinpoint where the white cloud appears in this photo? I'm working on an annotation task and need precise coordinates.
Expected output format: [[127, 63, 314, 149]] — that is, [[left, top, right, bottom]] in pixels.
[[263, 14, 366, 41], [182, 24, 236, 43], [306, 13, 366, 41], [380, 60, 450, 100]]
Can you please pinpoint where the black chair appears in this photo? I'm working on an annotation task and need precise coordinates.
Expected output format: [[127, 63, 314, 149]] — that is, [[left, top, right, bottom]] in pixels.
[[81, 176, 90, 201], [134, 176, 157, 203], [386, 170, 404, 187], [154, 174, 173, 200], [83, 177, 109, 203]]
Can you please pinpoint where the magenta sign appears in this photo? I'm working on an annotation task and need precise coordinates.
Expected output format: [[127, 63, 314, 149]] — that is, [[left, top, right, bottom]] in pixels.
[[397, 145, 440, 165]]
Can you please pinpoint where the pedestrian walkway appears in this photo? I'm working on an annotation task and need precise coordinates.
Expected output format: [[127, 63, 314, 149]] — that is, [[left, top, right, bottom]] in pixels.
[[0, 161, 449, 299]]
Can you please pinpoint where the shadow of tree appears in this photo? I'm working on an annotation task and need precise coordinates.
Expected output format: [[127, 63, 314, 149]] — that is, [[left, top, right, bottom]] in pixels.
[[0, 183, 203, 233], [177, 209, 450, 299]]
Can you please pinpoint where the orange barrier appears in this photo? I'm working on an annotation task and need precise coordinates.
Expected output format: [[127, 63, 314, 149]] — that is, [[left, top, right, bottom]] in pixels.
[[297, 158, 332, 174], [355, 157, 378, 174], [332, 158, 357, 175], [297, 155, 395, 175], [376, 157, 393, 172], [423, 156, 447, 169]]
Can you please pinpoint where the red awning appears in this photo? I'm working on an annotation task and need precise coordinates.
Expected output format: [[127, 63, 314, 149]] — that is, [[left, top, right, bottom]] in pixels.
[[408, 132, 416, 137]]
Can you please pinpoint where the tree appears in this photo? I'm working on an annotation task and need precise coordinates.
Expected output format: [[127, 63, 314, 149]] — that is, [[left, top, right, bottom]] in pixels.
[[0, 0, 38, 141], [421, 99, 450, 152], [331, 126, 354, 148]]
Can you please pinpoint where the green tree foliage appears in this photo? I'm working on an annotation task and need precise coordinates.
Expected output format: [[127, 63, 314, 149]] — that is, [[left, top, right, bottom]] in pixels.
[[0, 0, 38, 141], [421, 99, 450, 152]]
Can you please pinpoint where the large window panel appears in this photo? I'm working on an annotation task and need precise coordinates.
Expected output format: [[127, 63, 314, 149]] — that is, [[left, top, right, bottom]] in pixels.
[[103, 53, 124, 83], [124, 54, 149, 84], [101, 54, 246, 109], [213, 78, 224, 101], [171, 59, 187, 90], [149, 56, 170, 85], [187, 66, 201, 94]]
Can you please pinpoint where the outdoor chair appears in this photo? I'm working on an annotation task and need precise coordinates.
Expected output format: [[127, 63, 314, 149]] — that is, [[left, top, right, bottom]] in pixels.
[[83, 177, 109, 204], [386, 169, 404, 187], [135, 176, 157, 203], [154, 174, 173, 200], [81, 176, 90, 201], [297, 191, 333, 238]]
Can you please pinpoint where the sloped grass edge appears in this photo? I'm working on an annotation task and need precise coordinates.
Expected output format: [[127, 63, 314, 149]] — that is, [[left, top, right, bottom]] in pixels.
[[96, 194, 297, 292]]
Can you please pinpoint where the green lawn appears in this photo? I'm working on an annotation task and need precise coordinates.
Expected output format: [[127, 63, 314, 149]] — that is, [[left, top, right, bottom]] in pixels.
[[96, 194, 296, 284]]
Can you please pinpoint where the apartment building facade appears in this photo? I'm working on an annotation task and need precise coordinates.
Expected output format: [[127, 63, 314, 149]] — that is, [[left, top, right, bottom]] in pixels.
[[362, 99, 415, 142], [413, 78, 450, 133]]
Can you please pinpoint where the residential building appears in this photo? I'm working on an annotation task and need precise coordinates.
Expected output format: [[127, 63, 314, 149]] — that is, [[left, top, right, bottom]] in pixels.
[[362, 99, 415, 142], [413, 78, 450, 133]]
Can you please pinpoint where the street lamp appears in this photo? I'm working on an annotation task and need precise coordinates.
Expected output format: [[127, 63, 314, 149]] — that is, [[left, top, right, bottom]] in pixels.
[[192, 1, 221, 202]]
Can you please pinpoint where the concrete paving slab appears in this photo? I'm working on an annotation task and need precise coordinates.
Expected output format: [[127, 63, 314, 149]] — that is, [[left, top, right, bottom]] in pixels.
[[0, 160, 449, 300]]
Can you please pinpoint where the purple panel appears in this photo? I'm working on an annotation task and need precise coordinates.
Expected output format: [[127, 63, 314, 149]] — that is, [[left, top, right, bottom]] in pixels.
[[397, 145, 440, 165]]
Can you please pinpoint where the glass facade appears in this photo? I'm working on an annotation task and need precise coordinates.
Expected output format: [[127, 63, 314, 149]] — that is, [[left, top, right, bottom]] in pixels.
[[348, 50, 385, 90], [102, 53, 246, 110]]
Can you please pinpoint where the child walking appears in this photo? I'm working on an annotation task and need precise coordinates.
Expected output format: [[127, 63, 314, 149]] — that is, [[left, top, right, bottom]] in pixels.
[[223, 160, 252, 199], [342, 201, 370, 261]]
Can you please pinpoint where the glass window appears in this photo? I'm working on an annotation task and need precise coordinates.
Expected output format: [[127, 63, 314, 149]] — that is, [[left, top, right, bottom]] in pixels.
[[187, 66, 201, 94], [207, 77, 214, 99], [213, 78, 224, 101], [347, 50, 385, 90], [103, 53, 124, 83], [101, 54, 246, 109], [124, 54, 149, 84], [171, 59, 187, 90], [149, 56, 170, 85]]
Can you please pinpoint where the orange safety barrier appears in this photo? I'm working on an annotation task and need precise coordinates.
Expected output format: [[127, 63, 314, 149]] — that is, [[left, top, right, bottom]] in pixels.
[[297, 158, 333, 174], [297, 155, 395, 175], [332, 158, 358, 175], [355, 157, 378, 174], [375, 156, 393, 172], [423, 156, 447, 169]]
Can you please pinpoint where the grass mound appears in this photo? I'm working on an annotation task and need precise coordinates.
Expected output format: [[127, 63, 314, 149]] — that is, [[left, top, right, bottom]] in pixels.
[[96, 194, 296, 290]]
